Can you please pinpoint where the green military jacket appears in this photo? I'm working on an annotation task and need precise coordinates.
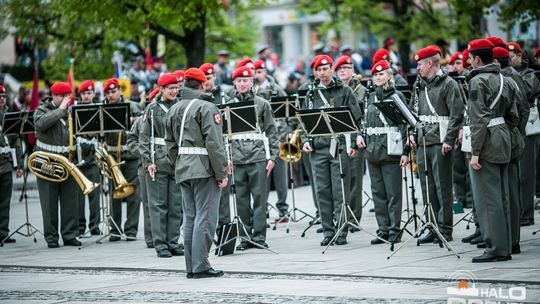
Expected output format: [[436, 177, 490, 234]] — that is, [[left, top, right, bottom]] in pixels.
[[515, 62, 540, 107], [34, 97, 70, 155], [394, 73, 409, 86], [0, 107, 23, 174], [467, 63, 519, 164], [254, 75, 293, 140], [300, 75, 362, 149], [500, 67, 528, 162], [127, 116, 145, 176], [139, 96, 178, 175], [223, 90, 279, 165], [414, 69, 464, 146], [364, 86, 409, 163], [349, 77, 367, 112], [101, 96, 142, 160], [165, 89, 228, 184]]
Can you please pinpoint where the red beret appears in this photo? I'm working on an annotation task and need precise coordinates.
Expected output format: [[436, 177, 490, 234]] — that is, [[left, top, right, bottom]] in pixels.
[[535, 47, 540, 58], [493, 47, 510, 60], [236, 58, 253, 69], [468, 39, 494, 53], [448, 52, 463, 65], [253, 59, 266, 70], [486, 36, 505, 48], [506, 42, 522, 53], [371, 60, 390, 75], [372, 48, 390, 64], [173, 70, 185, 81], [310, 55, 322, 69], [312, 55, 333, 70], [414, 45, 441, 62], [334, 55, 353, 70], [78, 80, 95, 94], [0, 85, 5, 94], [50, 82, 72, 95], [232, 66, 253, 79], [104, 78, 120, 91], [199, 63, 214, 75], [184, 68, 207, 82], [158, 73, 179, 86], [148, 87, 159, 102], [462, 49, 471, 69]]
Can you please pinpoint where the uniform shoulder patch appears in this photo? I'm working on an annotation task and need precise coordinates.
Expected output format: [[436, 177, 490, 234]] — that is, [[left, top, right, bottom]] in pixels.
[[470, 90, 478, 102], [214, 113, 221, 124]]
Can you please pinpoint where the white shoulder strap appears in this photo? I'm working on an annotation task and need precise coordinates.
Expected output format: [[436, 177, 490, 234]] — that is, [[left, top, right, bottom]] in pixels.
[[489, 73, 505, 110], [424, 87, 438, 117], [157, 102, 169, 113], [178, 99, 198, 148], [317, 89, 331, 108]]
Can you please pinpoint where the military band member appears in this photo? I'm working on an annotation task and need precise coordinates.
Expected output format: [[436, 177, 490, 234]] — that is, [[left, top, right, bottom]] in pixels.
[[508, 41, 540, 227], [165, 68, 229, 278], [214, 50, 233, 87], [102, 78, 142, 241], [358, 60, 409, 244], [0, 85, 23, 244], [467, 39, 519, 262], [224, 66, 279, 250], [409, 45, 464, 244], [335, 55, 367, 230], [75, 80, 101, 236], [139, 73, 184, 258], [372, 48, 408, 86], [300, 55, 362, 246], [34, 82, 81, 248]]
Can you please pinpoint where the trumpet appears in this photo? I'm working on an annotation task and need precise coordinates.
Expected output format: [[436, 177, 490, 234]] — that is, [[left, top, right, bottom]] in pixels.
[[28, 151, 99, 195], [94, 146, 135, 199], [279, 129, 302, 163]]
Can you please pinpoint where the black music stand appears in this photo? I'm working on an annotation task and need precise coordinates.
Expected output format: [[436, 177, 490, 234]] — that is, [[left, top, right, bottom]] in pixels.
[[396, 85, 413, 105], [297, 107, 387, 254], [214, 101, 277, 255], [72, 103, 134, 249], [1, 111, 43, 246]]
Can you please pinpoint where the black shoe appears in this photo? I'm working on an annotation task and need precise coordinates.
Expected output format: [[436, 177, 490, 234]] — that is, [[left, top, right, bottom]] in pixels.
[[511, 244, 521, 254], [2, 237, 16, 244], [520, 219, 534, 226], [371, 234, 389, 245], [470, 235, 483, 245], [434, 234, 453, 243], [47, 242, 60, 248], [472, 252, 511, 263], [335, 236, 347, 245], [192, 268, 224, 279], [236, 241, 250, 251], [418, 232, 435, 244], [146, 242, 154, 248], [157, 249, 172, 258], [170, 247, 185, 256], [320, 236, 334, 246], [186, 272, 193, 279], [476, 242, 487, 249], [388, 234, 401, 244], [316, 227, 323, 233], [90, 228, 101, 236], [349, 226, 360, 233], [109, 235, 121, 242], [461, 230, 481, 243], [254, 240, 269, 248], [64, 239, 82, 246]]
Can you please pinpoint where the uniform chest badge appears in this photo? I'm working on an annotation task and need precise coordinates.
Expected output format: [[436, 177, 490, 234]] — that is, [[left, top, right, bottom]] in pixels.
[[214, 113, 221, 124]]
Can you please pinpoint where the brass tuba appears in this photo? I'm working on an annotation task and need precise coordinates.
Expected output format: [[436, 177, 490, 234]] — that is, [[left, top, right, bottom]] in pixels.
[[94, 146, 135, 199], [28, 151, 99, 195], [278, 129, 302, 163]]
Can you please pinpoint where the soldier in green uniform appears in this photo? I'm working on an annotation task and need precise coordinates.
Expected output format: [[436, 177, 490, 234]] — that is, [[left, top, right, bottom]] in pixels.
[[223, 66, 279, 250], [140, 73, 184, 258], [467, 38, 519, 262], [335, 55, 367, 231], [253, 59, 291, 219], [0, 85, 23, 244], [358, 60, 409, 244], [75, 80, 101, 236], [102, 78, 142, 242], [508, 42, 540, 227], [165, 68, 229, 279], [300, 55, 362, 246], [34, 82, 81, 248], [409, 46, 464, 244]]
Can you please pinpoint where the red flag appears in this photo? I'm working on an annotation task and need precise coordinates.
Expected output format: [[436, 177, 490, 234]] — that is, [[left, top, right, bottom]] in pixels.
[[67, 58, 75, 103]]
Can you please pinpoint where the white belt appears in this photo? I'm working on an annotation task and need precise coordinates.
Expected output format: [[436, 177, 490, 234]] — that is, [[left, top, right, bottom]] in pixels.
[[419, 115, 449, 124], [366, 126, 399, 136], [0, 147, 11, 154], [106, 145, 128, 152], [76, 137, 98, 148], [37, 140, 69, 153], [153, 137, 166, 146], [177, 147, 208, 155], [231, 133, 266, 141], [487, 117, 505, 127]]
